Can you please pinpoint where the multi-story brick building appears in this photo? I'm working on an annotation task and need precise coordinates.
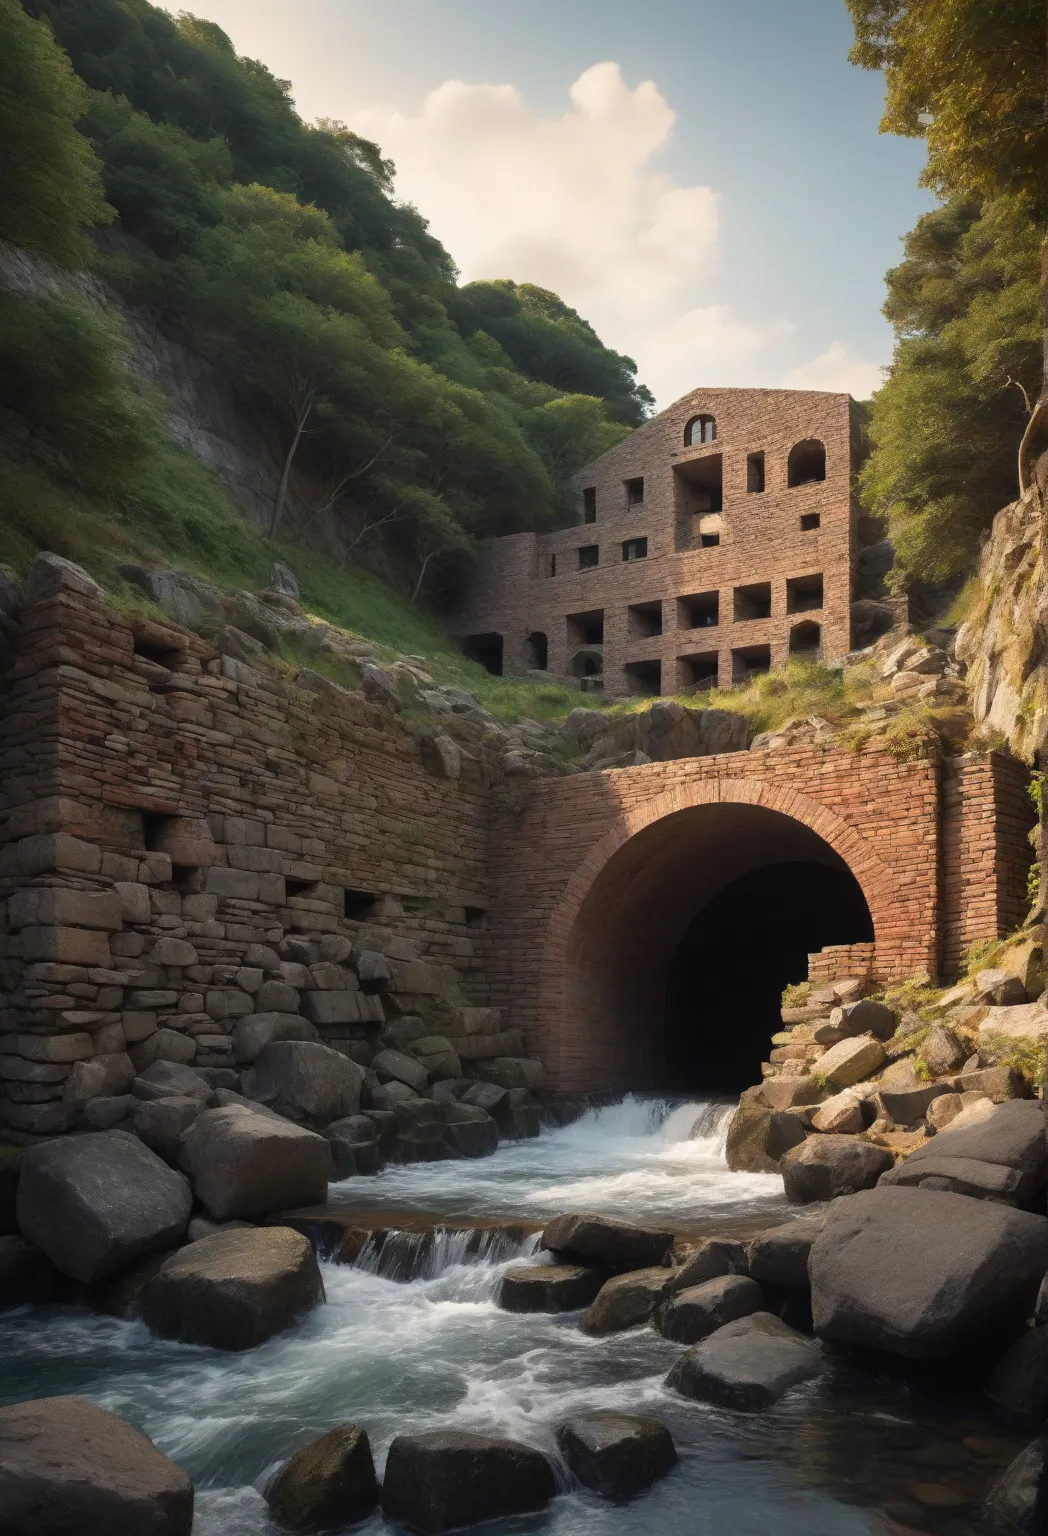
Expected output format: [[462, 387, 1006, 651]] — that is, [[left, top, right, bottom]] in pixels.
[[451, 387, 862, 698]]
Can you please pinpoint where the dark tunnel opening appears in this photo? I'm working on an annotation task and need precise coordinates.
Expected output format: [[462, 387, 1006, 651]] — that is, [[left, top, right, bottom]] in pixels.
[[665, 860, 874, 1094]]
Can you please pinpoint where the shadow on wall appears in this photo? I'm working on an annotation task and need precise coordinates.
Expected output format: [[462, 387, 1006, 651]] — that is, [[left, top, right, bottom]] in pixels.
[[667, 861, 874, 1094]]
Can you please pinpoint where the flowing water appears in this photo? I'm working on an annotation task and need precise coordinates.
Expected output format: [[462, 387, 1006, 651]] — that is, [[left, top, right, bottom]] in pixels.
[[0, 1097, 1021, 1533]]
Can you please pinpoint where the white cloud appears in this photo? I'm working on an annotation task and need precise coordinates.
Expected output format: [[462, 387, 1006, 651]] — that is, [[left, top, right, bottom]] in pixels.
[[785, 341, 886, 400], [349, 62, 784, 406]]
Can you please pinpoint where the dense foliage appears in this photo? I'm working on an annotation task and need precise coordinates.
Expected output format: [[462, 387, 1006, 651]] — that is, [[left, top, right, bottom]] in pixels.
[[861, 196, 1040, 586], [3, 0, 647, 600]]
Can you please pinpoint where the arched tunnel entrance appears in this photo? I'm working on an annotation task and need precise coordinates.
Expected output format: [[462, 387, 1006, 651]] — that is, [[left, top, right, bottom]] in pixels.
[[561, 801, 875, 1094]]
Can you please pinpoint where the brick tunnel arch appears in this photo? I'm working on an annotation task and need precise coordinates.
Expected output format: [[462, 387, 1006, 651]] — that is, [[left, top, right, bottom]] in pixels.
[[538, 782, 896, 1094]]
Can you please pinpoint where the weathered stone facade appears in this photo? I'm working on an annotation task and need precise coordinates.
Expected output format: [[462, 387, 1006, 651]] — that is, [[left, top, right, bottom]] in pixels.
[[451, 387, 860, 697]]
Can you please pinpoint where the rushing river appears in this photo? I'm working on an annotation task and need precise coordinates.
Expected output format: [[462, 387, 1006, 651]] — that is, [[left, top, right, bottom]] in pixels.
[[0, 1097, 1022, 1533]]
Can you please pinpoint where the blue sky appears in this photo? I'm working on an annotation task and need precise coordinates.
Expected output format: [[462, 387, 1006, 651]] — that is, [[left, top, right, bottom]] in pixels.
[[187, 0, 935, 405]]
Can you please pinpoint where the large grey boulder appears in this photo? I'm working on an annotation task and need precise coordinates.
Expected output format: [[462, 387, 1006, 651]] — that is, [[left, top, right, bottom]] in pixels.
[[724, 1089, 809, 1173], [542, 1212, 674, 1270], [381, 1430, 556, 1534], [372, 1048, 430, 1093], [882, 1099, 1047, 1204], [250, 1041, 365, 1125], [982, 1433, 1047, 1533], [133, 1061, 212, 1104], [265, 1424, 379, 1531], [16, 1131, 191, 1283], [985, 1326, 1048, 1428], [658, 1275, 764, 1344], [579, 1266, 679, 1335], [443, 1102, 498, 1158], [880, 1154, 1025, 1204], [809, 1186, 1048, 1360], [231, 1013, 320, 1065], [0, 1395, 193, 1535], [499, 1264, 603, 1313], [179, 1106, 332, 1220], [779, 1135, 892, 1203], [666, 1312, 823, 1411], [326, 1115, 382, 1177], [747, 1216, 825, 1289], [139, 1226, 324, 1351], [132, 1096, 202, 1163], [556, 1412, 676, 1501]]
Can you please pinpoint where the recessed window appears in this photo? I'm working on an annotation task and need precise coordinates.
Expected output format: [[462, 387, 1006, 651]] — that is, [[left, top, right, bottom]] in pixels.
[[786, 574, 824, 613], [673, 453, 723, 550], [286, 877, 319, 900], [133, 636, 181, 669], [627, 601, 662, 638], [463, 632, 504, 675], [732, 645, 771, 683], [677, 652, 719, 691], [684, 414, 717, 447], [463, 905, 486, 927], [526, 631, 548, 670], [733, 582, 772, 622], [747, 453, 765, 493], [800, 513, 821, 531], [787, 439, 826, 487], [566, 610, 604, 647], [625, 477, 644, 507], [789, 621, 822, 656], [583, 487, 597, 524], [578, 545, 599, 570], [549, 553, 558, 575], [698, 515, 722, 548], [624, 659, 662, 696], [622, 538, 648, 562], [344, 888, 379, 919], [678, 591, 719, 629]]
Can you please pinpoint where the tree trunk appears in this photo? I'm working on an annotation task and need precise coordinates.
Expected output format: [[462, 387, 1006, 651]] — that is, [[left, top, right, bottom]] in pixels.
[[269, 399, 311, 540]]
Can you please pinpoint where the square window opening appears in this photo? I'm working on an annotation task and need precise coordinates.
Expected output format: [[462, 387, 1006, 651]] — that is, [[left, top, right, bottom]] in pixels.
[[463, 905, 486, 927], [746, 453, 765, 494], [627, 601, 662, 639], [578, 545, 600, 570], [623, 659, 662, 697], [286, 878, 318, 900], [677, 652, 719, 692], [566, 609, 604, 647], [786, 574, 824, 614], [732, 645, 771, 684], [133, 637, 182, 670], [678, 591, 719, 630], [733, 582, 772, 622], [800, 513, 821, 531], [344, 888, 379, 920], [625, 476, 645, 508], [673, 454, 723, 550], [622, 538, 648, 562], [583, 487, 597, 524], [462, 633, 504, 675]]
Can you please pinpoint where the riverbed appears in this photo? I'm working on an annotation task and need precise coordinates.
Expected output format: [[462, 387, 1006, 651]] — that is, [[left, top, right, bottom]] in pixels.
[[0, 1097, 1021, 1533]]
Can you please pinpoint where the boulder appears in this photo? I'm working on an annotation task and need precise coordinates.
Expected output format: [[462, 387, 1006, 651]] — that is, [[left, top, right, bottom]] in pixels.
[[134, 1061, 212, 1103], [673, 1237, 748, 1288], [265, 1424, 379, 1532], [808, 1186, 1048, 1360], [954, 1064, 1025, 1102], [139, 1226, 324, 1351], [443, 1102, 498, 1158], [760, 1076, 824, 1109], [231, 1013, 320, 1065], [747, 1215, 826, 1289], [780, 1135, 892, 1203], [0, 1235, 61, 1310], [477, 1057, 545, 1091], [579, 1266, 679, 1335], [128, 1030, 196, 1071], [499, 1264, 603, 1313], [179, 1106, 332, 1220], [326, 1116, 382, 1178], [880, 1154, 1025, 1204], [882, 1099, 1047, 1204], [381, 1430, 556, 1534], [372, 1048, 430, 1093], [832, 1000, 896, 1040], [985, 1326, 1048, 1428], [666, 1312, 823, 1411], [542, 1211, 674, 1270], [815, 1035, 886, 1087], [919, 1026, 968, 1076], [810, 1090, 865, 1134], [982, 1434, 1047, 1533], [0, 1395, 193, 1535], [16, 1130, 191, 1283], [132, 1096, 202, 1162], [725, 1090, 806, 1172], [658, 1275, 765, 1344], [556, 1412, 676, 1501], [250, 1041, 365, 1125], [876, 1082, 950, 1126]]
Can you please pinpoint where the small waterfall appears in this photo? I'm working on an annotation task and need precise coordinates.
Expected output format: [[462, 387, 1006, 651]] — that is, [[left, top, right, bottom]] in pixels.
[[349, 1224, 542, 1283]]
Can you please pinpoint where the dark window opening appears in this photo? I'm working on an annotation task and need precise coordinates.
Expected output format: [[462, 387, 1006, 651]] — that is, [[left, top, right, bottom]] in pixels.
[[133, 637, 181, 670], [627, 601, 662, 638], [733, 582, 772, 622], [678, 591, 719, 629], [746, 453, 765, 493], [463, 905, 486, 927], [624, 659, 662, 696], [171, 865, 202, 894], [677, 652, 719, 692], [625, 476, 645, 507], [526, 631, 548, 670], [142, 813, 177, 853], [788, 439, 827, 487], [800, 513, 821, 532], [463, 632, 504, 675], [549, 554, 558, 576], [789, 621, 822, 656], [786, 574, 824, 613], [732, 644, 771, 682], [578, 545, 600, 570], [622, 538, 648, 562], [684, 414, 717, 447], [673, 454, 723, 550], [667, 861, 874, 1093], [567, 609, 604, 647], [699, 519, 722, 548], [344, 888, 379, 920], [568, 648, 604, 690], [583, 487, 597, 524], [286, 878, 318, 900]]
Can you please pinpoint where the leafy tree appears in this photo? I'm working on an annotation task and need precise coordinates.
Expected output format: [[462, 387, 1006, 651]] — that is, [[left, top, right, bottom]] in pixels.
[[860, 195, 1040, 585], [0, 0, 112, 264], [847, 0, 1048, 484]]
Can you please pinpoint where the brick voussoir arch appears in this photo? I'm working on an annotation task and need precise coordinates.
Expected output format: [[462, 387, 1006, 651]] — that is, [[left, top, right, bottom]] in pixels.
[[540, 775, 896, 997]]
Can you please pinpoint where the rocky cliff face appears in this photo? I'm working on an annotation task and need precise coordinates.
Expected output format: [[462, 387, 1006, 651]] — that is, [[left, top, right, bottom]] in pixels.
[[957, 483, 1048, 763]]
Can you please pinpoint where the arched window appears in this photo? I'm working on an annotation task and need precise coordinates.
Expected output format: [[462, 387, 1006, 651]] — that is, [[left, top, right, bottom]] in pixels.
[[684, 415, 717, 447], [787, 439, 826, 487], [789, 621, 822, 656]]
